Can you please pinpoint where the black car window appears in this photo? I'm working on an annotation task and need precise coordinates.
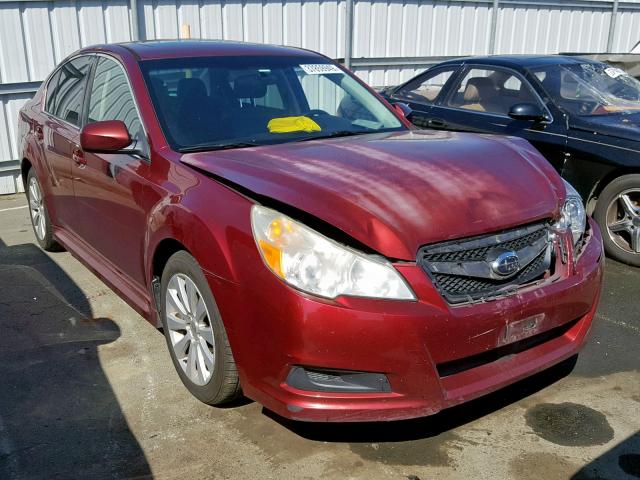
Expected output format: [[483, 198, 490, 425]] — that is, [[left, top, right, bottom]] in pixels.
[[394, 67, 457, 104], [88, 57, 144, 147], [448, 67, 542, 116], [46, 56, 92, 126]]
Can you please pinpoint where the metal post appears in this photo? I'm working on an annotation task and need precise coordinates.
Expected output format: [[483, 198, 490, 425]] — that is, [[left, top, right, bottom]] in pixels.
[[607, 0, 619, 53], [488, 0, 499, 54], [344, 0, 354, 69], [130, 0, 140, 41]]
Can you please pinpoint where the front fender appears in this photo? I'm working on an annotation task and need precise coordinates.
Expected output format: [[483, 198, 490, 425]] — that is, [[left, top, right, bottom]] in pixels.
[[144, 176, 256, 290]]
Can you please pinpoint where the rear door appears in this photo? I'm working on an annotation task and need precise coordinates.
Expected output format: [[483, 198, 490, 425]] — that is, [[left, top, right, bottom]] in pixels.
[[72, 55, 152, 286], [40, 56, 92, 230], [387, 66, 461, 129], [428, 65, 568, 170]]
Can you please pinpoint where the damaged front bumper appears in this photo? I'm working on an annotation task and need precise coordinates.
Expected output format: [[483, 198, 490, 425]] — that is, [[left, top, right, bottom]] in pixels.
[[209, 219, 604, 422]]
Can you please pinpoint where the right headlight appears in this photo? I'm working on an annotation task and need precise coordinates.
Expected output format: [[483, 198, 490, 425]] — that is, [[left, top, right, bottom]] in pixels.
[[251, 205, 416, 301], [555, 180, 586, 246]]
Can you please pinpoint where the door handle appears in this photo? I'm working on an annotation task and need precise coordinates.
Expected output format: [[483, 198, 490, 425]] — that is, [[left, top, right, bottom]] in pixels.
[[72, 147, 87, 168], [428, 118, 447, 128]]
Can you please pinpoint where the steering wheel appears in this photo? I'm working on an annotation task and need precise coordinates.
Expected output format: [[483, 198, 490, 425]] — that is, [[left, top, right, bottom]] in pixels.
[[303, 109, 331, 117]]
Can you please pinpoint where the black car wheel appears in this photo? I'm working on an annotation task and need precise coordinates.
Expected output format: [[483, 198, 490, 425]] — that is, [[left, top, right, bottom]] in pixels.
[[594, 174, 640, 267], [160, 251, 241, 405]]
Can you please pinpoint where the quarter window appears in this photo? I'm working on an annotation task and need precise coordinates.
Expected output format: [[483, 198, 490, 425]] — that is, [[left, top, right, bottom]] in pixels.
[[45, 56, 91, 126], [88, 57, 145, 152], [448, 68, 542, 116], [394, 67, 457, 104]]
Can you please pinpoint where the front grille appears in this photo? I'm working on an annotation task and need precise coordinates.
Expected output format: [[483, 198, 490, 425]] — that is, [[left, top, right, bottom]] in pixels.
[[418, 222, 553, 304]]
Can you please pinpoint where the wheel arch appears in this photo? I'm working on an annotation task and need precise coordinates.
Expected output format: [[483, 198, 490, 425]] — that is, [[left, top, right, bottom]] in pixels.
[[21, 157, 32, 190], [587, 166, 640, 214]]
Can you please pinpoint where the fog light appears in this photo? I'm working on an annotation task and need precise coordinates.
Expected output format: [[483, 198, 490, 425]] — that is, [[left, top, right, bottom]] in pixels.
[[286, 366, 391, 393]]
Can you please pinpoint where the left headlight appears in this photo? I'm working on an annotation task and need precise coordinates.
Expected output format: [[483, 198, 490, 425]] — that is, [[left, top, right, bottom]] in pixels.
[[556, 180, 587, 246], [251, 205, 416, 300]]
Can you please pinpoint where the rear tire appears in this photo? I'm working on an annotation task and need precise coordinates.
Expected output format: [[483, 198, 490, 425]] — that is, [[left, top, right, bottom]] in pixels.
[[160, 250, 241, 405], [593, 174, 640, 267], [26, 168, 62, 252]]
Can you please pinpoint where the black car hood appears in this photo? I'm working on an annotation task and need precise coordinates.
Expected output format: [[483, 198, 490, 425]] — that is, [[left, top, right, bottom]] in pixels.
[[569, 112, 640, 144]]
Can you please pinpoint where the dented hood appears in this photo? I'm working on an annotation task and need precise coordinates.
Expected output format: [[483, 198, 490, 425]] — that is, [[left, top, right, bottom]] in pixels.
[[181, 130, 565, 260]]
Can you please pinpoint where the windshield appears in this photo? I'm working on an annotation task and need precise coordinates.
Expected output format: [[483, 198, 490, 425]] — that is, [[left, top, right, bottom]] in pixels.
[[140, 56, 404, 151], [530, 63, 640, 117]]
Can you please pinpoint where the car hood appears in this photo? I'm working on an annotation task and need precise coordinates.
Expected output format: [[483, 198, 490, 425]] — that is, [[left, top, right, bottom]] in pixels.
[[181, 130, 564, 260], [569, 112, 640, 144]]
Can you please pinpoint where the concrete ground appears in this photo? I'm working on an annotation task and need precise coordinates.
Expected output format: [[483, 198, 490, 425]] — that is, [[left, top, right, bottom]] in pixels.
[[0, 192, 638, 480]]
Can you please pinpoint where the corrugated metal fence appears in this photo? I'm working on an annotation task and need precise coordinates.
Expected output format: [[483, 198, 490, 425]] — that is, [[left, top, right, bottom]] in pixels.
[[1, 0, 639, 194]]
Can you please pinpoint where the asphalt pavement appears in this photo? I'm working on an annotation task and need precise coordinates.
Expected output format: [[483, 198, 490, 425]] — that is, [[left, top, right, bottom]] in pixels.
[[0, 193, 638, 480]]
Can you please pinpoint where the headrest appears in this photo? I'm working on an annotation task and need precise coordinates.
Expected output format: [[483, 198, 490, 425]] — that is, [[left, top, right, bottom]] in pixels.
[[464, 77, 495, 102], [233, 74, 268, 99], [177, 78, 207, 99]]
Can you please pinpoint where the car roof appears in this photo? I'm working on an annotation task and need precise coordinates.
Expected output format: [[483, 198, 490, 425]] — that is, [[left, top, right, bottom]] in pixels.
[[437, 54, 602, 70], [81, 39, 323, 61]]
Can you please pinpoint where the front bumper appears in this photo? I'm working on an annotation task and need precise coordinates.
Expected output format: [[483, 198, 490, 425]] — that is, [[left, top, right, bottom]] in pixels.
[[209, 219, 604, 422]]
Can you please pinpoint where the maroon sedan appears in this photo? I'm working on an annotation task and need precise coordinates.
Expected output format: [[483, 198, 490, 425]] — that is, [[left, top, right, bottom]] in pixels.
[[19, 40, 603, 422]]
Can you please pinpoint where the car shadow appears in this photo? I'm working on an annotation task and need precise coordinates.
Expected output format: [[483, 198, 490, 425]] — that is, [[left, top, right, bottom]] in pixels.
[[572, 431, 640, 479], [0, 237, 152, 479], [264, 355, 578, 443]]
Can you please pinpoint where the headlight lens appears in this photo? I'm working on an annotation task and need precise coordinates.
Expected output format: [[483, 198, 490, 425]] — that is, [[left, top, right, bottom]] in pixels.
[[251, 205, 415, 300], [556, 180, 586, 246]]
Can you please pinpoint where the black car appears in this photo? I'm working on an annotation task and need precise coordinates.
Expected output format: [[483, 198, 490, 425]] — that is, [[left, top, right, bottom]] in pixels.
[[381, 55, 640, 267]]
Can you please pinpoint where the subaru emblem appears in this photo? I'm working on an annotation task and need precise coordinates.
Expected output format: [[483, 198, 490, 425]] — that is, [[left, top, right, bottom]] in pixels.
[[491, 250, 520, 277]]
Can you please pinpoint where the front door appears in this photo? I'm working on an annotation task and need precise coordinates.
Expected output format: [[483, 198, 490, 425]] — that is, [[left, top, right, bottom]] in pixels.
[[428, 66, 568, 171], [73, 55, 152, 286]]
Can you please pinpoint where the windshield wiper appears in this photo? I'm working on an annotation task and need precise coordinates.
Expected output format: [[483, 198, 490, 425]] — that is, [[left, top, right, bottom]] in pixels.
[[179, 141, 260, 153], [295, 130, 369, 142]]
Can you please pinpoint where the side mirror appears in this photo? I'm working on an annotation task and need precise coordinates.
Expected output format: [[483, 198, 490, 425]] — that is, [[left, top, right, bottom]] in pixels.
[[393, 102, 412, 119], [508, 103, 547, 122], [80, 120, 132, 153]]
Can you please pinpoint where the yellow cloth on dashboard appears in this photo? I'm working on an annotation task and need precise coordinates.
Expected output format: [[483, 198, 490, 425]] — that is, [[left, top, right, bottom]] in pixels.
[[267, 116, 321, 133]]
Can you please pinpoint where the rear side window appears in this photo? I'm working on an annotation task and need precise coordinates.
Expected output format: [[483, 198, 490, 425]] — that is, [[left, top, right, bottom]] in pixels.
[[44, 70, 62, 113], [45, 56, 92, 126]]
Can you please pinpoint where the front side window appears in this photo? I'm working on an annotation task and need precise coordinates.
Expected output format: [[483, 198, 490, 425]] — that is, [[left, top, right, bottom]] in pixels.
[[88, 57, 145, 152], [45, 56, 92, 126], [531, 63, 640, 116], [141, 56, 404, 152], [448, 67, 541, 116], [394, 67, 457, 104]]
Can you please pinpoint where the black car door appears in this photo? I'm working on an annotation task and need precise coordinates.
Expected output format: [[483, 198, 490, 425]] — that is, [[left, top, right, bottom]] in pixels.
[[386, 65, 461, 129], [424, 65, 569, 171]]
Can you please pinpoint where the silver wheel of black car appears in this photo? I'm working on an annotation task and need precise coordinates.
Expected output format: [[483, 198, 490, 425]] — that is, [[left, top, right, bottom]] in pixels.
[[165, 273, 215, 386], [594, 174, 640, 267], [606, 189, 640, 254], [160, 251, 241, 404]]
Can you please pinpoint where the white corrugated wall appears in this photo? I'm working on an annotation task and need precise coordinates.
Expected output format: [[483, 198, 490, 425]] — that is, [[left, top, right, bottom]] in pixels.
[[1, 0, 639, 194]]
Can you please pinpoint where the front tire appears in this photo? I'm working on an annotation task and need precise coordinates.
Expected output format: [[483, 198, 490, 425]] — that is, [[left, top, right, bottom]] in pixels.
[[593, 174, 640, 267], [160, 251, 241, 405], [26, 168, 61, 251]]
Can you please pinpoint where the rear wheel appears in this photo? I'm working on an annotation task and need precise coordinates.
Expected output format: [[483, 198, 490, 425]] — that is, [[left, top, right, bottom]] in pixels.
[[594, 174, 640, 267], [26, 169, 61, 251], [160, 251, 241, 405]]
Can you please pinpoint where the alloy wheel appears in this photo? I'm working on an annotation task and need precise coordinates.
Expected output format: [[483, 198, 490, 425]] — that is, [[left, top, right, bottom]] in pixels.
[[606, 188, 640, 254], [165, 273, 215, 386], [28, 176, 46, 241]]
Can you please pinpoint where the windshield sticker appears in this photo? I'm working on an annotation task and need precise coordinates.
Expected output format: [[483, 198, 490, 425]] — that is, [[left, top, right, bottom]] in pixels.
[[605, 67, 626, 79], [299, 64, 343, 75]]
